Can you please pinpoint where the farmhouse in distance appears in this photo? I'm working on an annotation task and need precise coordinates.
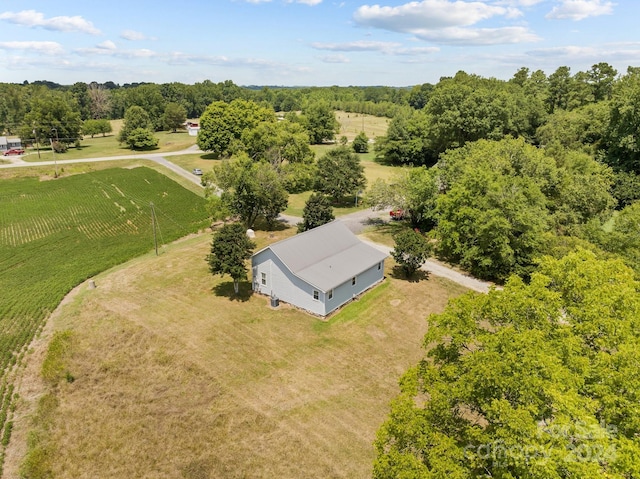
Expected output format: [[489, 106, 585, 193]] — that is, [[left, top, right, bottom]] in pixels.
[[252, 221, 388, 316]]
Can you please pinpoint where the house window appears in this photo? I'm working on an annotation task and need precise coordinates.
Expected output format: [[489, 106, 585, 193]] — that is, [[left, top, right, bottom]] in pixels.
[[328, 289, 333, 300], [313, 290, 319, 300], [352, 276, 357, 286], [378, 262, 381, 270], [261, 272, 267, 286]]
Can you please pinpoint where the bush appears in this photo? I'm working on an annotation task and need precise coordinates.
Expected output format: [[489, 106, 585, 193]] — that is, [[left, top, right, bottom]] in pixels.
[[352, 131, 369, 153], [125, 128, 158, 150]]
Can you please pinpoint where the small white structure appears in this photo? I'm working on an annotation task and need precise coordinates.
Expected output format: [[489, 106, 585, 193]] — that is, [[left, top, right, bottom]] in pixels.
[[186, 122, 200, 137], [252, 221, 388, 317]]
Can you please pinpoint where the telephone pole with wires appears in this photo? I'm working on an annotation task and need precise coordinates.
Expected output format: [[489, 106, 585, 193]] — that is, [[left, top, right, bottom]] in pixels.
[[150, 202, 159, 256]]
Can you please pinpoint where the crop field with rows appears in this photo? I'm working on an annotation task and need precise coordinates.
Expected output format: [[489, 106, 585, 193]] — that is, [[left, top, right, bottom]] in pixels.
[[0, 167, 208, 469]]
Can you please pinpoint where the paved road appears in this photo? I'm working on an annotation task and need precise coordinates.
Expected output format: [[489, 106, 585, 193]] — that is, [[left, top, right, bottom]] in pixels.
[[279, 210, 494, 293], [3, 147, 493, 293]]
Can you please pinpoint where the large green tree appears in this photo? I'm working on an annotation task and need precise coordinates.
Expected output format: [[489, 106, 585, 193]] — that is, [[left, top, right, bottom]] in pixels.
[[213, 156, 288, 229], [391, 229, 432, 277], [117, 106, 154, 146], [375, 249, 640, 478], [19, 91, 83, 146], [297, 193, 334, 233], [434, 138, 553, 281], [197, 99, 275, 157], [314, 146, 366, 201], [162, 102, 187, 132], [206, 222, 255, 294], [300, 101, 339, 144]]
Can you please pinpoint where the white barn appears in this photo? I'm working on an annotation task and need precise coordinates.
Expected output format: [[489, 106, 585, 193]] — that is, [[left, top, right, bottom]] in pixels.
[[252, 221, 388, 316]]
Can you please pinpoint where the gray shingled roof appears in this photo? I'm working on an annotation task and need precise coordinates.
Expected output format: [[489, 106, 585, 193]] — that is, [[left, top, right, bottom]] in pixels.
[[257, 220, 388, 292]]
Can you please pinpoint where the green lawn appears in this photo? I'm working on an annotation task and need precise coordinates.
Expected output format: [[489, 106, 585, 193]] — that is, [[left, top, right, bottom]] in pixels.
[[0, 167, 208, 468], [22, 129, 197, 162]]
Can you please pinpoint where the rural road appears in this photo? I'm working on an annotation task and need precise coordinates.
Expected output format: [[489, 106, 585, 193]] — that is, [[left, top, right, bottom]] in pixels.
[[2, 147, 493, 293]]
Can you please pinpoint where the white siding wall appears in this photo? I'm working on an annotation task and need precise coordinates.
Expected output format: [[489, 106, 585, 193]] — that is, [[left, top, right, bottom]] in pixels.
[[252, 249, 325, 316], [324, 260, 385, 315], [253, 249, 386, 317]]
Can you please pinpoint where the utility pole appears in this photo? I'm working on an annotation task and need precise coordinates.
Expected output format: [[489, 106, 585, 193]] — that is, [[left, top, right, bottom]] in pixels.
[[32, 127, 40, 159], [50, 138, 58, 178], [150, 202, 158, 256]]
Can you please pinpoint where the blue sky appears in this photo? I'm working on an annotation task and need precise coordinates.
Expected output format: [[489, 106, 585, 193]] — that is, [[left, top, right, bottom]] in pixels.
[[0, 0, 637, 86]]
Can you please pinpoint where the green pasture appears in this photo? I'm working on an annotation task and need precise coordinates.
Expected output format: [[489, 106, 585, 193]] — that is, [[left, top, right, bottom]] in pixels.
[[0, 167, 208, 463], [22, 129, 197, 163]]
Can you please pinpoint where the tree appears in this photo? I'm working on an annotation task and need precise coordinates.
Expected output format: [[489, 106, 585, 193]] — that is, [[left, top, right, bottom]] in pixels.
[[82, 119, 112, 138], [301, 101, 339, 144], [604, 68, 640, 172], [18, 91, 83, 147], [241, 119, 313, 167], [375, 249, 640, 479], [162, 102, 187, 132], [367, 167, 439, 230], [434, 138, 552, 281], [87, 82, 111, 119], [297, 193, 334, 232], [374, 109, 432, 165], [213, 156, 288, 229], [197, 99, 275, 157], [391, 229, 432, 277], [206, 223, 255, 294], [352, 131, 369, 153], [124, 128, 158, 150], [314, 146, 366, 201], [118, 106, 153, 144]]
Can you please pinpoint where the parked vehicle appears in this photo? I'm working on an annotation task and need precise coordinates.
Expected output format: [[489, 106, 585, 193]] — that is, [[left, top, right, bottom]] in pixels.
[[390, 208, 405, 220], [3, 149, 25, 156], [192, 168, 203, 176]]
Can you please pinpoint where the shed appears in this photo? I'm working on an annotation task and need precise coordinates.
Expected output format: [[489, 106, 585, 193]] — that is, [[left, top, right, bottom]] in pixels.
[[252, 221, 388, 316]]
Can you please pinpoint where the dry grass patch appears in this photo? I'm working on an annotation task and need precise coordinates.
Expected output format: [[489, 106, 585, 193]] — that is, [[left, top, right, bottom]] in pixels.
[[22, 227, 467, 478]]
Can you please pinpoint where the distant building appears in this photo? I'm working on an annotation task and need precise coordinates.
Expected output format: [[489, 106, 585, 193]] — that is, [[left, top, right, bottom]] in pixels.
[[0, 136, 22, 152], [186, 122, 200, 137], [252, 221, 388, 316]]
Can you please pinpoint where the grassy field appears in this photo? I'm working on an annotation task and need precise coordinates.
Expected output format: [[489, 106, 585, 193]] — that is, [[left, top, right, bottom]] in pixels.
[[22, 119, 197, 163], [0, 167, 208, 472], [12, 229, 469, 479]]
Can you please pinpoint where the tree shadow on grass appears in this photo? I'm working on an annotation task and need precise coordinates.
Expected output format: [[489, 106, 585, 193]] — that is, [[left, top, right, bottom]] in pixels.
[[212, 281, 252, 302], [253, 217, 290, 232], [200, 152, 219, 160], [389, 265, 430, 283]]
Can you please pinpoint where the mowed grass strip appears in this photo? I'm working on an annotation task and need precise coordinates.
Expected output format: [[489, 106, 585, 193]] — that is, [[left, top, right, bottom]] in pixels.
[[0, 167, 208, 467], [25, 230, 469, 479]]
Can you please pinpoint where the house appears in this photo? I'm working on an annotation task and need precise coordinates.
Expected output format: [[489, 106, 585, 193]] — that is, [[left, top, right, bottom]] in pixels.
[[252, 221, 388, 316], [0, 136, 22, 152]]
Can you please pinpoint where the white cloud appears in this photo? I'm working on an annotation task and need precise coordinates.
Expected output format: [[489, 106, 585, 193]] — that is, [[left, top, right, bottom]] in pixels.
[[0, 10, 101, 35], [414, 26, 540, 44], [352, 0, 538, 45], [311, 40, 440, 54], [75, 44, 157, 59], [120, 30, 147, 41], [319, 54, 350, 63], [0, 41, 65, 55], [97, 40, 117, 51], [546, 0, 615, 21], [354, 0, 512, 30]]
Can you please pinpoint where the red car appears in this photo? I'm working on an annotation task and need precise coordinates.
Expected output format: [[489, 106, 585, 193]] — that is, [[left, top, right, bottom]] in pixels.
[[3, 149, 25, 156], [390, 208, 405, 220]]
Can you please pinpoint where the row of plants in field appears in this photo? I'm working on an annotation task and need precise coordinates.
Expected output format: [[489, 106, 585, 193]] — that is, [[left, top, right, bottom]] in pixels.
[[0, 167, 208, 472]]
